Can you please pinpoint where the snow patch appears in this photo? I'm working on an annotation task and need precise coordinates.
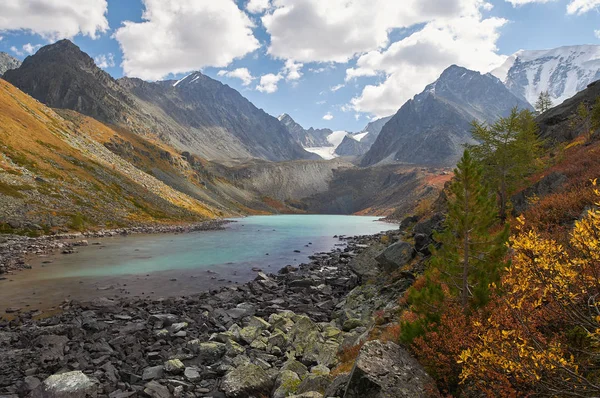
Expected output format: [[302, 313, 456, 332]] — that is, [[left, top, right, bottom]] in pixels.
[[173, 73, 192, 87], [352, 132, 368, 142], [305, 130, 350, 159]]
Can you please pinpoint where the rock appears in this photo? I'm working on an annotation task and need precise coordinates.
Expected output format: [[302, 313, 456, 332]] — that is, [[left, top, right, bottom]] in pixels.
[[324, 374, 350, 398], [168, 322, 188, 334], [288, 393, 324, 398], [183, 367, 201, 383], [142, 366, 164, 381], [272, 370, 301, 398], [375, 241, 414, 272], [32, 371, 97, 398], [413, 213, 444, 238], [187, 341, 226, 364], [148, 314, 178, 327], [143, 381, 171, 398], [281, 360, 309, 379], [35, 335, 69, 363], [221, 364, 272, 398], [342, 318, 364, 332], [511, 172, 567, 215], [310, 365, 330, 376], [163, 359, 185, 374], [239, 326, 261, 345], [296, 374, 330, 395], [21, 376, 41, 393], [344, 340, 436, 397]]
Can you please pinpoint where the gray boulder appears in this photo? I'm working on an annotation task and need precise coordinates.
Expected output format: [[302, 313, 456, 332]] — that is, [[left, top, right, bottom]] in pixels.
[[375, 242, 414, 272], [221, 364, 273, 398], [343, 340, 436, 397], [32, 371, 97, 398], [511, 172, 567, 215], [143, 381, 171, 398]]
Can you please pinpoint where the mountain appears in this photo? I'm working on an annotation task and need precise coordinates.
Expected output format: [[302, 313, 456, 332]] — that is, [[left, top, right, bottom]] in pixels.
[[492, 45, 600, 107], [334, 135, 370, 157], [0, 53, 20, 76], [278, 113, 333, 147], [361, 65, 533, 167], [334, 115, 392, 157], [3, 39, 314, 162]]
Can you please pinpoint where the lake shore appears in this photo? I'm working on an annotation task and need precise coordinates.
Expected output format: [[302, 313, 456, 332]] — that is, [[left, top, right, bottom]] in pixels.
[[0, 220, 231, 277]]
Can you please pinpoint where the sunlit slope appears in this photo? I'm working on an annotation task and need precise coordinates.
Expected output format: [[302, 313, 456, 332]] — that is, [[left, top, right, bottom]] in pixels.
[[0, 79, 221, 232]]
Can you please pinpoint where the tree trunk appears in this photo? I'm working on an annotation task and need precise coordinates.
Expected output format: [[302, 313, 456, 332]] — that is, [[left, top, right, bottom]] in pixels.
[[462, 182, 470, 309]]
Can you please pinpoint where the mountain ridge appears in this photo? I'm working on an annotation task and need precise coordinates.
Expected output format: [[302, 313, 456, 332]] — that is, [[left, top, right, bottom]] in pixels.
[[361, 65, 533, 167]]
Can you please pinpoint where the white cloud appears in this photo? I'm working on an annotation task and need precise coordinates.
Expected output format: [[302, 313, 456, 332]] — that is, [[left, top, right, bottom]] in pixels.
[[595, 29, 600, 39], [94, 53, 115, 69], [217, 67, 255, 86], [316, 100, 326, 105], [505, 0, 556, 5], [348, 4, 508, 116], [0, 0, 108, 40], [256, 73, 283, 93], [0, 36, 3, 41], [11, 43, 41, 56], [354, 114, 361, 121], [282, 59, 303, 81], [330, 84, 345, 92], [322, 112, 334, 121], [247, 0, 270, 14], [262, 0, 493, 63], [567, 0, 600, 14], [114, 0, 260, 80]]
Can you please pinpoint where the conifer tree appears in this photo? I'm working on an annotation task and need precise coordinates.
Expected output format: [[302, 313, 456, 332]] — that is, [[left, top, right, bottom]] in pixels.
[[430, 150, 509, 310], [469, 108, 544, 222], [535, 90, 553, 113]]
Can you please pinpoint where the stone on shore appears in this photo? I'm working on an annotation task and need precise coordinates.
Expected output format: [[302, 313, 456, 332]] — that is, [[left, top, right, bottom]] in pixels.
[[31, 371, 97, 398], [344, 340, 436, 397], [221, 363, 272, 398]]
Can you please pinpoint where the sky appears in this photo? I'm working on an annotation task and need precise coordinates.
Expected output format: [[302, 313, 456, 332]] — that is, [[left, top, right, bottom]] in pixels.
[[0, 0, 599, 133]]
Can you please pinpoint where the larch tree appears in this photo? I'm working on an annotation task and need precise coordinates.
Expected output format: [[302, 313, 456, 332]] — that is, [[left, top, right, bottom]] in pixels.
[[469, 108, 544, 222], [535, 90, 553, 114], [430, 150, 509, 310]]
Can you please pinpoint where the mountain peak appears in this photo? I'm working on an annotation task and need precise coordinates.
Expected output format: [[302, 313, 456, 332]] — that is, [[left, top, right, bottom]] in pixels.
[[491, 44, 600, 106], [0, 52, 21, 76]]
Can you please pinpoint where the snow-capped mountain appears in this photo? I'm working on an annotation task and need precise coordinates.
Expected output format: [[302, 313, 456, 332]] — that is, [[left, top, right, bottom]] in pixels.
[[492, 45, 600, 107]]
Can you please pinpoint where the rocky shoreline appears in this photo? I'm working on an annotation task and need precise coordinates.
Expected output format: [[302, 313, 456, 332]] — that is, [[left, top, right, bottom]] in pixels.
[[0, 221, 438, 398], [0, 220, 231, 277]]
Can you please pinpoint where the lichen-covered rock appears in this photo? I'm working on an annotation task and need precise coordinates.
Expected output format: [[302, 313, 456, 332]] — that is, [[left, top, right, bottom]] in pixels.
[[239, 326, 262, 345], [32, 371, 97, 398], [163, 359, 184, 374], [221, 364, 273, 398], [344, 340, 436, 397], [342, 318, 364, 332], [296, 374, 330, 395], [281, 359, 308, 379], [375, 241, 414, 272], [288, 393, 324, 398], [187, 340, 226, 364], [272, 370, 301, 398]]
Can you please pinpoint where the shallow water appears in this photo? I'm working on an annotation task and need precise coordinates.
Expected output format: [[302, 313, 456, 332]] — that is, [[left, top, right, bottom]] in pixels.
[[0, 215, 396, 313]]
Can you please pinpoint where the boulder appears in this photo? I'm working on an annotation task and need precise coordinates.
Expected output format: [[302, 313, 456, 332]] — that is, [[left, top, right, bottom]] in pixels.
[[221, 364, 273, 398], [183, 367, 201, 383], [187, 341, 226, 364], [163, 359, 184, 374], [288, 393, 324, 398], [511, 172, 567, 216], [32, 371, 97, 398], [143, 381, 171, 398], [142, 366, 164, 381], [296, 374, 330, 395], [375, 242, 414, 272], [272, 370, 301, 398], [344, 340, 436, 397]]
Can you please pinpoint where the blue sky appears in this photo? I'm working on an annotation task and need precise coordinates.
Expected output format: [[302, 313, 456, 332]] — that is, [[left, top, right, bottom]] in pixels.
[[1, 0, 599, 132]]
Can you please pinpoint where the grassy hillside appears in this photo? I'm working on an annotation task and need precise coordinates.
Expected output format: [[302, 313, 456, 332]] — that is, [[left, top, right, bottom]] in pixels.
[[0, 79, 223, 234]]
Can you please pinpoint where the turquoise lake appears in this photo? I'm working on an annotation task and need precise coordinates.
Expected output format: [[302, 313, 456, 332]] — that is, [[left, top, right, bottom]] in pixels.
[[0, 215, 397, 312]]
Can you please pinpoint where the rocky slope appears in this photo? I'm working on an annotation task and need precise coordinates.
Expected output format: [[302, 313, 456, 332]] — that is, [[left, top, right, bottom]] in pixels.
[[492, 45, 600, 107], [536, 79, 600, 144], [361, 65, 533, 167], [0, 79, 227, 232], [278, 114, 333, 148], [0, 53, 20, 76], [3, 40, 313, 162]]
